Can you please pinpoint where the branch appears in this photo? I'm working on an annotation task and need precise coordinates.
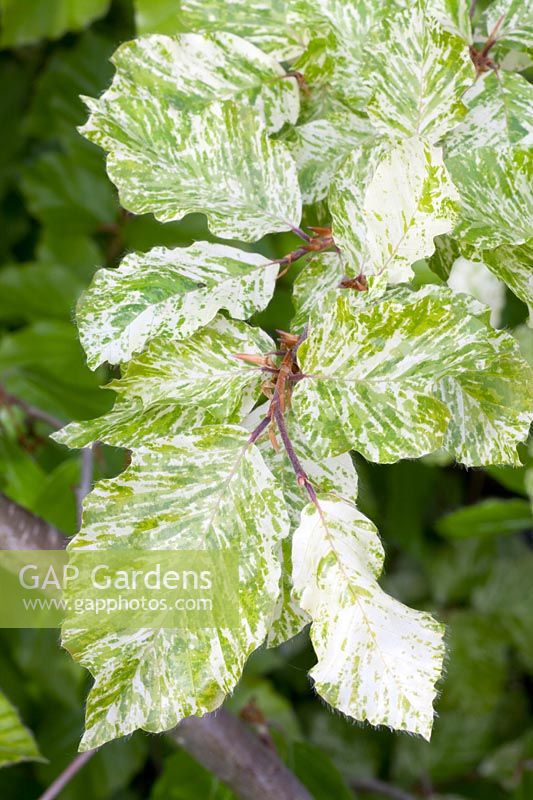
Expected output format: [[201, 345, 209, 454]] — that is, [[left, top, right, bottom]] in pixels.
[[0, 494, 66, 550], [37, 751, 97, 800], [173, 709, 313, 800], [76, 445, 95, 528]]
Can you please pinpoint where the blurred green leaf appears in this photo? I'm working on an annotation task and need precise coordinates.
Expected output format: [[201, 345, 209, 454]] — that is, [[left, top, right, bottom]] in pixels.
[[25, 32, 114, 143], [0, 0, 111, 47], [22, 137, 117, 234], [0, 320, 111, 421], [150, 750, 235, 800], [437, 499, 532, 540], [291, 742, 353, 800], [0, 262, 83, 323]]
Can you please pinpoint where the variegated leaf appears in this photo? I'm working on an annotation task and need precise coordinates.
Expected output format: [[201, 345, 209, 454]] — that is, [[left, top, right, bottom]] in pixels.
[[292, 496, 445, 739], [445, 72, 533, 156], [0, 690, 42, 768], [242, 404, 358, 645], [288, 113, 376, 204], [84, 33, 299, 136], [330, 138, 459, 284], [292, 285, 533, 463], [177, 0, 307, 61], [431, 0, 472, 41], [53, 400, 212, 450], [81, 99, 302, 241], [77, 243, 279, 369], [437, 339, 533, 467], [291, 252, 346, 328], [292, 0, 399, 110], [483, 241, 533, 325], [447, 147, 533, 249], [109, 316, 273, 422], [479, 0, 533, 53], [365, 1, 475, 141], [63, 426, 289, 749]]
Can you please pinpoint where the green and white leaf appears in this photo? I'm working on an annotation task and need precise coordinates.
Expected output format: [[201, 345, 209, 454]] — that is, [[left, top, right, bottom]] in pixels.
[[292, 285, 533, 463], [53, 399, 211, 450], [81, 99, 302, 241], [365, 1, 475, 141], [445, 72, 533, 156], [0, 690, 42, 768], [291, 253, 346, 328], [483, 241, 533, 325], [447, 147, 533, 249], [292, 0, 397, 110], [479, 0, 533, 52], [0, 0, 110, 47], [63, 426, 289, 749], [288, 113, 375, 204], [109, 316, 273, 422], [431, 0, 472, 42], [78, 243, 279, 369], [177, 0, 307, 60], [330, 138, 459, 284], [292, 497, 444, 739], [86, 33, 299, 136]]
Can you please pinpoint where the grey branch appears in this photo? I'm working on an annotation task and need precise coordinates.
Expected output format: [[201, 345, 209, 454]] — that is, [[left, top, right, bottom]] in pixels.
[[76, 445, 95, 528], [173, 710, 313, 800], [0, 494, 66, 550], [0, 498, 313, 800]]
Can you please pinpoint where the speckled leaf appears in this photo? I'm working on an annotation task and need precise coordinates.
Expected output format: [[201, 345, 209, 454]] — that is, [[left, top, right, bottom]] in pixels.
[[289, 113, 375, 204], [292, 496, 445, 739], [292, 0, 405, 110], [63, 426, 289, 749], [292, 285, 533, 463], [177, 0, 306, 60], [445, 72, 533, 156], [53, 400, 212, 449], [0, 690, 42, 768], [447, 147, 533, 249], [483, 241, 533, 325], [78, 243, 278, 369], [330, 138, 459, 284], [84, 33, 299, 136], [366, 1, 475, 141], [479, 0, 533, 52], [109, 316, 273, 423], [81, 98, 301, 241], [431, 0, 472, 41], [291, 253, 346, 328]]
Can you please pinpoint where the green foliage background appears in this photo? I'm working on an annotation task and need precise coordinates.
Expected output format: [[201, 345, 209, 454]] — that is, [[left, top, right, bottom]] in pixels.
[[0, 1, 532, 798]]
